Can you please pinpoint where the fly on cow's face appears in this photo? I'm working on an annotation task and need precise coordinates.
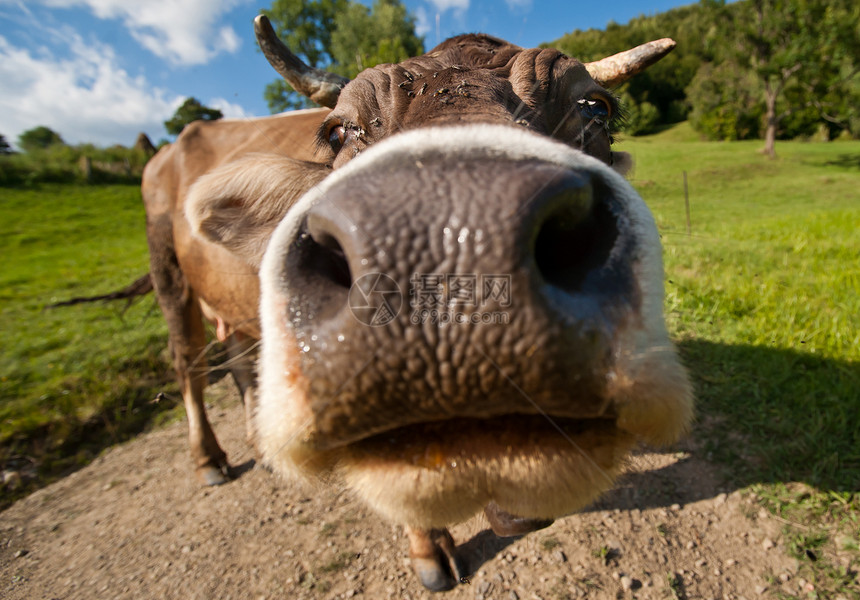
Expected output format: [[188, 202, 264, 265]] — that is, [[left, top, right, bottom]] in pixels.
[[321, 121, 367, 156]]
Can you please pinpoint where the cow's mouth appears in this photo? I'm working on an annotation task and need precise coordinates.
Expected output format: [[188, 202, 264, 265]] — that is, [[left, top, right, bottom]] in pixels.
[[332, 413, 634, 528], [348, 414, 620, 467]]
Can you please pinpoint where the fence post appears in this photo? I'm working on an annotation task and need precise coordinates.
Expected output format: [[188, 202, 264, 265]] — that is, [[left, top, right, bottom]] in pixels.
[[79, 156, 92, 183], [683, 171, 691, 236]]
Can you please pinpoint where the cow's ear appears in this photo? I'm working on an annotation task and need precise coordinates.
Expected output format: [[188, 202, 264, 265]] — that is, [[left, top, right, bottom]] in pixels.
[[186, 154, 327, 269]]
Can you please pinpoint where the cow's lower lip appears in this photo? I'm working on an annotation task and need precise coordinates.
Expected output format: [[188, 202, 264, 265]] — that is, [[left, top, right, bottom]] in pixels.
[[333, 414, 632, 527], [345, 414, 619, 468]]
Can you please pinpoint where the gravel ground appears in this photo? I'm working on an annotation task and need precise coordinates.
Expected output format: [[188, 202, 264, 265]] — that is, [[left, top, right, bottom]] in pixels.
[[0, 379, 813, 599]]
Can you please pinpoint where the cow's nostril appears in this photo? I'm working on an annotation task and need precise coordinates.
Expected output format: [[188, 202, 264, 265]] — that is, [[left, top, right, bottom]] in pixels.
[[533, 183, 619, 295], [284, 220, 353, 322], [303, 231, 352, 290]]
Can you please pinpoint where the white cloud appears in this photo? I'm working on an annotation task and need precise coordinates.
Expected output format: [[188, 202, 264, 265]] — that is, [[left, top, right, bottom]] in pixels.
[[414, 7, 431, 37], [208, 97, 250, 120], [38, 0, 249, 65], [0, 32, 181, 147], [425, 0, 469, 12], [504, 0, 532, 9]]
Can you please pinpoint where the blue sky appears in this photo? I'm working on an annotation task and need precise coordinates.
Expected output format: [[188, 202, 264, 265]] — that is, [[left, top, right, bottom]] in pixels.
[[0, 0, 700, 148]]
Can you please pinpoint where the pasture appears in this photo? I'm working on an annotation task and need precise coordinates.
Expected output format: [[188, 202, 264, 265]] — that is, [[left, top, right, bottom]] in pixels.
[[1, 124, 858, 595], [0, 184, 175, 501]]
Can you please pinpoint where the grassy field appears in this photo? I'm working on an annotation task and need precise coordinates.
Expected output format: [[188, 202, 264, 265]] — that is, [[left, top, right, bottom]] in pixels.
[[1, 125, 858, 591], [0, 184, 177, 504]]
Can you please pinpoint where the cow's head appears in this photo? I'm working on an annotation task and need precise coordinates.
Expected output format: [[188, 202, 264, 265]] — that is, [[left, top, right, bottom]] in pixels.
[[189, 14, 692, 581]]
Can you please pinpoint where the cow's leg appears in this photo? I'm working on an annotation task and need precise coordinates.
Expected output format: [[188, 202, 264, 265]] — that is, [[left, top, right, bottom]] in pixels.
[[148, 224, 229, 486], [176, 300, 229, 485], [225, 332, 259, 448], [483, 502, 554, 537], [405, 526, 463, 592]]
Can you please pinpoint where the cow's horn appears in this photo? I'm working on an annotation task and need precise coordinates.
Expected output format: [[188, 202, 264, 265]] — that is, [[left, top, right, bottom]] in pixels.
[[254, 14, 349, 109], [585, 38, 676, 88]]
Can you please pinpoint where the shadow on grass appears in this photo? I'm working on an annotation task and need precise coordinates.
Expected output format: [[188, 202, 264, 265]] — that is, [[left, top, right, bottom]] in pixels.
[[0, 348, 251, 511], [680, 339, 858, 490], [822, 152, 860, 170]]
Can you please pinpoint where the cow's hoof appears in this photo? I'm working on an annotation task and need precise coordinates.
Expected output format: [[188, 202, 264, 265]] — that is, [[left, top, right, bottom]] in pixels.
[[484, 502, 554, 537], [412, 556, 457, 592], [407, 527, 465, 592], [197, 465, 230, 486]]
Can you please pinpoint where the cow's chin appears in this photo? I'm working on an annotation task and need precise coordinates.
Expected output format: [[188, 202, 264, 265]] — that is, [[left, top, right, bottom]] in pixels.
[[275, 415, 635, 529], [257, 342, 692, 529], [342, 416, 636, 528]]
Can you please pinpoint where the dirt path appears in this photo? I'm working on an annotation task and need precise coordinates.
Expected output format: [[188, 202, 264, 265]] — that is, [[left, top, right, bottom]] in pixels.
[[1, 380, 808, 599]]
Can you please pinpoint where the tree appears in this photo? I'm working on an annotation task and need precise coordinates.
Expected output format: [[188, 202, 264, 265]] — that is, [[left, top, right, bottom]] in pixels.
[[686, 61, 764, 140], [164, 97, 223, 136], [330, 0, 423, 76], [18, 126, 65, 153], [262, 0, 423, 112], [0, 134, 12, 155], [721, 0, 860, 157], [618, 92, 661, 136]]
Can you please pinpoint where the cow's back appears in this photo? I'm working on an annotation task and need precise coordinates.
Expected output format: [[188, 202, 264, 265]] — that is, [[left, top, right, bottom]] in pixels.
[[143, 107, 328, 212]]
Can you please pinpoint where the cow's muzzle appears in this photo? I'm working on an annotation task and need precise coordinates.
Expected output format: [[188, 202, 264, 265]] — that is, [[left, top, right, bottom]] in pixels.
[[257, 124, 691, 525], [277, 136, 641, 447]]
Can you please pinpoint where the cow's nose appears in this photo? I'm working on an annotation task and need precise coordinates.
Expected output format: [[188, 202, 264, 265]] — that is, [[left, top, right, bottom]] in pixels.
[[275, 154, 637, 444], [283, 160, 630, 332]]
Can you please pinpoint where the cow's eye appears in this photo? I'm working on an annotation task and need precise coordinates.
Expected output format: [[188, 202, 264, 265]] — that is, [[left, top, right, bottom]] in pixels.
[[328, 125, 347, 153], [577, 96, 611, 121]]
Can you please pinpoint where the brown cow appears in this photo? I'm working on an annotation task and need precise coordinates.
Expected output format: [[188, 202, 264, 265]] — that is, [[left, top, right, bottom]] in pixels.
[[148, 15, 692, 591]]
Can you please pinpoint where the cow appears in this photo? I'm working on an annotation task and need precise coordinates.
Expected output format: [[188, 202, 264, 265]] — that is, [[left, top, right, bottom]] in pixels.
[[145, 15, 693, 591]]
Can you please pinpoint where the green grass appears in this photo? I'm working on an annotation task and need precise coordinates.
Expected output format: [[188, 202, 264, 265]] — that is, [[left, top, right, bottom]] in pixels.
[[622, 123, 859, 596], [0, 184, 176, 506], [623, 124, 859, 487]]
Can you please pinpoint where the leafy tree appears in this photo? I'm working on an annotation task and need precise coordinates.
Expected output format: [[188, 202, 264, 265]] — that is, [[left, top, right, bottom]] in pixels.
[[618, 92, 661, 136], [724, 0, 860, 157], [552, 0, 860, 146], [686, 61, 764, 140], [262, 0, 423, 112], [0, 134, 12, 155], [18, 126, 65, 153], [163, 97, 223, 136], [262, 0, 345, 112], [330, 0, 423, 76]]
